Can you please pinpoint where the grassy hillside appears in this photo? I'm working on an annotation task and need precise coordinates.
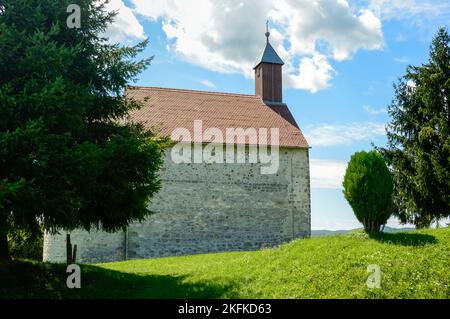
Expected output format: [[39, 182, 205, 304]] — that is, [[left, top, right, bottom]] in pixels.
[[1, 227, 449, 299]]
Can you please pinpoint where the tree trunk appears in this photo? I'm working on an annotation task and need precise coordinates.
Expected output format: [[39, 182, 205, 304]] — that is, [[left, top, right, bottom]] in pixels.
[[66, 234, 72, 265], [416, 215, 433, 229], [0, 233, 11, 263], [364, 220, 382, 234]]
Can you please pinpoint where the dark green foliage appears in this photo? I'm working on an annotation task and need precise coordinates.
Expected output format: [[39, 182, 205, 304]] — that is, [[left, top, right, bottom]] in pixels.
[[379, 28, 450, 228], [343, 151, 394, 233], [8, 228, 43, 261], [0, 0, 165, 261]]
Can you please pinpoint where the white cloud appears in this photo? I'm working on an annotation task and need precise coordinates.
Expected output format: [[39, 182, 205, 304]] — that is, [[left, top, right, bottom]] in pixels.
[[305, 122, 386, 147], [363, 105, 387, 115], [406, 79, 416, 88], [368, 0, 450, 33], [199, 79, 216, 89], [310, 159, 347, 189], [369, 0, 450, 19], [395, 33, 408, 42], [394, 56, 409, 64], [104, 0, 145, 44], [311, 218, 361, 231], [286, 54, 336, 93], [131, 0, 383, 93]]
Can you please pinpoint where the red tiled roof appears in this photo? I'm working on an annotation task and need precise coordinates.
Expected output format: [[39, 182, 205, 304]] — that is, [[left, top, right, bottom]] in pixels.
[[126, 86, 309, 148]]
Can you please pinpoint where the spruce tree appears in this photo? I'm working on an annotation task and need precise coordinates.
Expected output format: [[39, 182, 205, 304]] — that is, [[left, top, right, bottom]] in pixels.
[[0, 0, 165, 262], [380, 28, 450, 228]]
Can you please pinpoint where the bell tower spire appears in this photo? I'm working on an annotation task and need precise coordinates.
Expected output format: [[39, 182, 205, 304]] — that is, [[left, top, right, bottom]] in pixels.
[[254, 21, 284, 104]]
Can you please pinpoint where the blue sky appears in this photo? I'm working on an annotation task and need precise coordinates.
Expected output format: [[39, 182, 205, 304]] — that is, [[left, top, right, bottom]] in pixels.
[[105, 0, 450, 230]]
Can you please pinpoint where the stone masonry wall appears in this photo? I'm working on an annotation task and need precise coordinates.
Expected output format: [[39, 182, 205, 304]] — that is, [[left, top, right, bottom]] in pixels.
[[43, 145, 311, 263]]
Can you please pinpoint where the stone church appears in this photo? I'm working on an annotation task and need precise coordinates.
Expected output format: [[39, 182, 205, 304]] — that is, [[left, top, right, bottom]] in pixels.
[[43, 31, 311, 263]]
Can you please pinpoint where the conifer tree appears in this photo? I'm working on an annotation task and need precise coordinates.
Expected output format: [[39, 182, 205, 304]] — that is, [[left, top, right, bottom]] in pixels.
[[380, 28, 450, 228], [0, 0, 164, 262]]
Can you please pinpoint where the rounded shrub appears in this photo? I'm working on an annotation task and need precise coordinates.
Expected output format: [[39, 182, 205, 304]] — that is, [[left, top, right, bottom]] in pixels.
[[343, 150, 394, 233]]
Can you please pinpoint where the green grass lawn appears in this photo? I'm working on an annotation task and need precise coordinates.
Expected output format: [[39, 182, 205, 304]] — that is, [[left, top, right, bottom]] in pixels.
[[1, 227, 449, 299]]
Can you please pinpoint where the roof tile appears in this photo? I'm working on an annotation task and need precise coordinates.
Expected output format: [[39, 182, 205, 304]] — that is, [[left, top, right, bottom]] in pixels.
[[126, 86, 309, 148]]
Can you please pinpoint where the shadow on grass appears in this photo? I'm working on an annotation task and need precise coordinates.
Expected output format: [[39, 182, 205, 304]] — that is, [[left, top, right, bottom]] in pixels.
[[0, 261, 234, 299], [369, 232, 437, 247]]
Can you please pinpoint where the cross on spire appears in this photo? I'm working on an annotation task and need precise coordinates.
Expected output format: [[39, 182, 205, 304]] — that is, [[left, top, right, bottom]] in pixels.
[[265, 20, 270, 43]]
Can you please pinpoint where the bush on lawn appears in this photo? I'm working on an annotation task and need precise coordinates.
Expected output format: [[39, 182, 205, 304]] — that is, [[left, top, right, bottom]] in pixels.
[[343, 150, 394, 233]]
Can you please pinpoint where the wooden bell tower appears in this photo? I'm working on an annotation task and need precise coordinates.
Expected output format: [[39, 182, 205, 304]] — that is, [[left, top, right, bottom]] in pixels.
[[254, 21, 284, 104]]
